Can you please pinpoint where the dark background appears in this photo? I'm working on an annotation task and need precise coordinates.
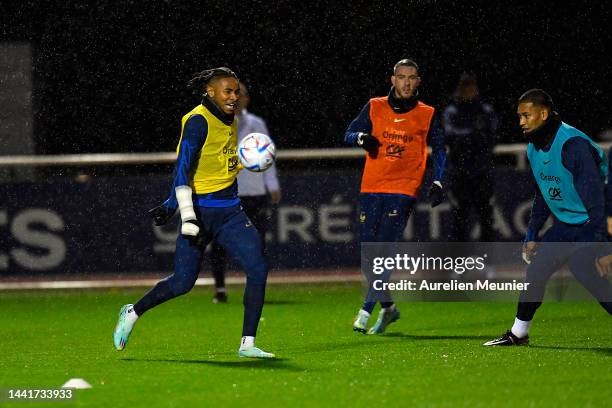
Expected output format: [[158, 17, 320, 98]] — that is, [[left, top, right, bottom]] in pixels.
[[2, 0, 611, 154]]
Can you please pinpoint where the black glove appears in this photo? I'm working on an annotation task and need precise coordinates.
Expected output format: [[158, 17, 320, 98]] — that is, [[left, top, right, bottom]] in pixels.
[[428, 182, 445, 208], [357, 133, 381, 154], [148, 204, 176, 226]]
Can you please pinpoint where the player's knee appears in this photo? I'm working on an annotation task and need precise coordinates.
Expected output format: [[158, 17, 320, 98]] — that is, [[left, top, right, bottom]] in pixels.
[[249, 272, 268, 286], [246, 264, 268, 285], [167, 277, 196, 296], [524, 269, 550, 287]]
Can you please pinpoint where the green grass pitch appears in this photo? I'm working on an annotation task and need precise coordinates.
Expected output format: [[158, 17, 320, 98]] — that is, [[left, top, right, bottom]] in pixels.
[[0, 282, 610, 407]]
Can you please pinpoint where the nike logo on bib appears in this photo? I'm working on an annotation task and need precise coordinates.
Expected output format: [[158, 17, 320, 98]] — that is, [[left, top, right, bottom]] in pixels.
[[543, 159, 551, 164], [393, 118, 406, 123]]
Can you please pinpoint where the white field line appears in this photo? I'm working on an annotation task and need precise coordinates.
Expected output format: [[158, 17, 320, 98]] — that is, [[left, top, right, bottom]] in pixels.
[[0, 266, 541, 291], [0, 272, 364, 290]]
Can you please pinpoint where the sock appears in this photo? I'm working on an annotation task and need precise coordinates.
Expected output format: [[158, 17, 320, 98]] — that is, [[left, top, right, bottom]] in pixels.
[[359, 309, 371, 318], [511, 317, 531, 338], [381, 302, 395, 310], [133, 279, 174, 316], [362, 302, 376, 314], [240, 336, 255, 350], [216, 287, 226, 293], [242, 282, 266, 337]]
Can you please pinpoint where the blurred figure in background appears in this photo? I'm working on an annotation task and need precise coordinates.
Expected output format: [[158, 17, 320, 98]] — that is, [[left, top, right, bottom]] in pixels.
[[607, 146, 612, 238], [209, 81, 281, 303], [442, 72, 498, 241]]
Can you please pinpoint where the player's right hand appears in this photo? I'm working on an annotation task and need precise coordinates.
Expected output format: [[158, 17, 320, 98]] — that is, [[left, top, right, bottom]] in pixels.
[[181, 219, 201, 236], [522, 241, 537, 264], [269, 190, 282, 204], [357, 133, 381, 154], [148, 204, 176, 226]]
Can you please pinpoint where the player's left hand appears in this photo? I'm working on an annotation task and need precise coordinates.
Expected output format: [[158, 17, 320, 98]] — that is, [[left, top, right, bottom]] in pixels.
[[522, 241, 537, 264], [181, 219, 207, 246], [357, 133, 381, 154], [428, 182, 445, 208], [595, 254, 612, 277], [181, 219, 201, 236]]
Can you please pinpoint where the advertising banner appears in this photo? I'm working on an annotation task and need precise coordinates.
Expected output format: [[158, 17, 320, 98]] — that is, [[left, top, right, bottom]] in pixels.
[[0, 169, 538, 275]]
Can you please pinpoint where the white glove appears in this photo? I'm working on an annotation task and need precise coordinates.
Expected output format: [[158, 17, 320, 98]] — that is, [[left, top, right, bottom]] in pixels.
[[521, 241, 537, 265], [175, 186, 199, 236], [521, 251, 532, 265]]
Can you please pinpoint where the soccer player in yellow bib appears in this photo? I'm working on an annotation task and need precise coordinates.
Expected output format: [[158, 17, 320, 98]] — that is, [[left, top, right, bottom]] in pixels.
[[113, 67, 274, 358]]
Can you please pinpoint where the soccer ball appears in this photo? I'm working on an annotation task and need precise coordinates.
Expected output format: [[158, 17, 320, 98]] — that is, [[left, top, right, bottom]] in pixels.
[[238, 133, 276, 172]]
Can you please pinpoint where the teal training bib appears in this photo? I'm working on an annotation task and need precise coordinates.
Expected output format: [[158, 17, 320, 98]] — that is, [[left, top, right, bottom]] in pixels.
[[527, 122, 607, 224]]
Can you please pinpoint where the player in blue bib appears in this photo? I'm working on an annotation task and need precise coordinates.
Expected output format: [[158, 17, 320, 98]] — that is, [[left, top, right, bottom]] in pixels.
[[484, 89, 612, 346]]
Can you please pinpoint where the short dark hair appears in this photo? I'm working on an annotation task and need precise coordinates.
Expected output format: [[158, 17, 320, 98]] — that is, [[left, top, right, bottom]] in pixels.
[[518, 89, 554, 111], [458, 71, 478, 88], [187, 67, 238, 94], [393, 58, 419, 75]]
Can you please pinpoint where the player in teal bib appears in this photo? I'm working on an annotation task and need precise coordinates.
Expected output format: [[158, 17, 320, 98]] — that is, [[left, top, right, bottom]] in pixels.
[[484, 89, 612, 347]]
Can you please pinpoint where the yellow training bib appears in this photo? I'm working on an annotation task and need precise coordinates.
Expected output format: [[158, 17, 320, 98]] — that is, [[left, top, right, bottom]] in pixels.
[[176, 104, 239, 194]]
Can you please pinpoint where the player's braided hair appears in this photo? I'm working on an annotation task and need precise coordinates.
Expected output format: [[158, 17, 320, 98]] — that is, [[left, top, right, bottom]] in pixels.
[[187, 67, 238, 95]]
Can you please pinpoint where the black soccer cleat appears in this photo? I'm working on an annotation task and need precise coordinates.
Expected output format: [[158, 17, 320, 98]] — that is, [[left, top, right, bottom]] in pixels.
[[212, 292, 228, 304], [483, 330, 529, 346]]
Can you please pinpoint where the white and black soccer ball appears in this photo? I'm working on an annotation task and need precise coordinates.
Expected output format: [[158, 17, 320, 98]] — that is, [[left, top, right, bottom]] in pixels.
[[238, 133, 276, 172]]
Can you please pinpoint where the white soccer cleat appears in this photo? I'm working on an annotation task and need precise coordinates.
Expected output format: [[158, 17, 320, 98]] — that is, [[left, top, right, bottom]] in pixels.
[[352, 309, 371, 334], [238, 346, 276, 359], [368, 307, 400, 334]]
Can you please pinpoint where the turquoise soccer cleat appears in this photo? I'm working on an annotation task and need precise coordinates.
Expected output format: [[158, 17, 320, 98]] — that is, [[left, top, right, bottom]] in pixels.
[[113, 304, 136, 351], [368, 307, 400, 334], [238, 346, 276, 359]]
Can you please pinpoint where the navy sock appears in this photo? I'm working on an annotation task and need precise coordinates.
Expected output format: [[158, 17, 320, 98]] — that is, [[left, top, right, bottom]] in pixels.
[[516, 301, 542, 322], [381, 302, 394, 309], [134, 280, 174, 316], [362, 301, 376, 314], [242, 282, 266, 337]]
